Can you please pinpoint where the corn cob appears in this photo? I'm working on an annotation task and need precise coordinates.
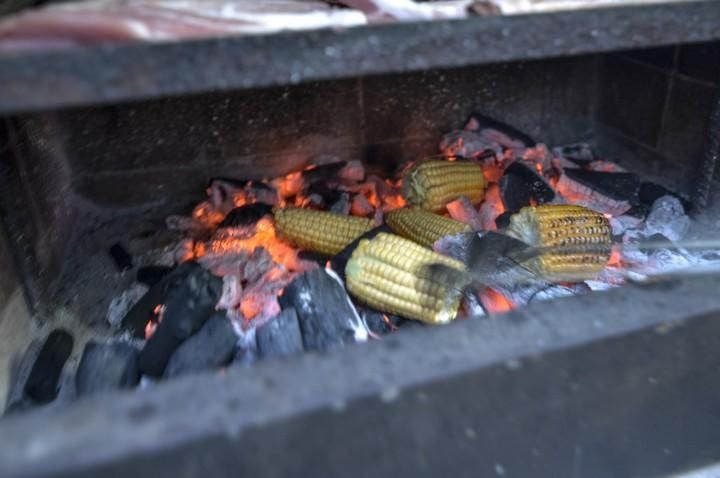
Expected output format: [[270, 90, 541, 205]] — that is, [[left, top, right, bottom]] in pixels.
[[273, 207, 374, 256], [505, 204, 612, 281], [386, 208, 471, 248], [402, 160, 486, 212], [345, 232, 468, 324]]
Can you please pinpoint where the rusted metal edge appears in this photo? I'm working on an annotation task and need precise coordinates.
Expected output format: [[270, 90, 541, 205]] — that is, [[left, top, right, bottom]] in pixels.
[[0, 1, 718, 114]]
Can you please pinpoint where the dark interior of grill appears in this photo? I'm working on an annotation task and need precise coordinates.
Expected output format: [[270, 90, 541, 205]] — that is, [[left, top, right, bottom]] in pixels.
[[1, 3, 720, 477]]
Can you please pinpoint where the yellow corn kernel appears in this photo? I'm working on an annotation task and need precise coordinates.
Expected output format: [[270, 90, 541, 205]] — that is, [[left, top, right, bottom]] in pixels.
[[402, 160, 486, 212], [386, 208, 471, 248], [505, 204, 612, 281], [274, 207, 374, 256], [345, 232, 467, 324]]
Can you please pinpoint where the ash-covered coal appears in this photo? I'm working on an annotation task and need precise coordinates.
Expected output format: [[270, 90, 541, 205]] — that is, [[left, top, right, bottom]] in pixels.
[[256, 307, 304, 359], [279, 269, 368, 351]]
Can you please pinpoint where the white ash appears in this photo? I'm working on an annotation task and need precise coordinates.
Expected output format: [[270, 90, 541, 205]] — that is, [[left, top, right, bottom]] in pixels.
[[555, 173, 631, 216], [217, 275, 242, 310], [477, 184, 503, 231], [643, 195, 689, 242], [461, 289, 486, 319], [584, 280, 618, 291], [105, 283, 149, 329], [439, 130, 503, 158], [520, 143, 553, 174], [447, 196, 483, 230], [325, 267, 370, 343], [610, 215, 644, 236]]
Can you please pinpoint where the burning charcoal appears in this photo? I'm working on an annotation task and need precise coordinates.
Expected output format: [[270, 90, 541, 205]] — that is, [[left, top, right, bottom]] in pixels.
[[256, 308, 304, 359], [136, 265, 174, 287], [75, 342, 140, 397], [350, 193, 374, 217], [461, 289, 486, 319], [108, 243, 133, 272], [330, 224, 392, 282], [279, 269, 367, 351], [477, 184, 505, 231], [163, 313, 237, 379], [358, 306, 402, 335], [446, 196, 483, 231], [232, 326, 258, 367], [464, 113, 536, 147], [556, 172, 633, 216], [643, 196, 690, 242], [137, 263, 222, 377], [552, 143, 596, 166], [23, 329, 73, 405], [499, 161, 555, 211], [122, 262, 204, 337], [440, 130, 502, 158], [218, 203, 273, 228], [495, 210, 516, 230], [563, 169, 640, 205]]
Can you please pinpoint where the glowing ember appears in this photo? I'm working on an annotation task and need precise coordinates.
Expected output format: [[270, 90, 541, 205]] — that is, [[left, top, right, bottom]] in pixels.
[[480, 288, 515, 313]]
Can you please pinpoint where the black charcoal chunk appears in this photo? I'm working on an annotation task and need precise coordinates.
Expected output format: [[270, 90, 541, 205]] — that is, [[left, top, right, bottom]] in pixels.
[[24, 329, 73, 404], [466, 113, 536, 147], [279, 269, 363, 351], [109, 243, 133, 271], [358, 305, 403, 335], [164, 313, 237, 379], [138, 263, 222, 377], [639, 181, 692, 211], [256, 308, 304, 359], [136, 265, 174, 287], [500, 161, 555, 211], [330, 225, 392, 282], [553, 143, 596, 165], [75, 342, 139, 397], [495, 210, 517, 230], [564, 169, 641, 204], [123, 261, 206, 337], [218, 203, 273, 228], [208, 177, 249, 189], [301, 162, 347, 183]]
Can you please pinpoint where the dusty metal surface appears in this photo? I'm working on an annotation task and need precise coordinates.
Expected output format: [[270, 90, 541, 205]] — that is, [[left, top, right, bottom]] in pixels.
[[1, 273, 720, 477], [0, 1, 718, 114]]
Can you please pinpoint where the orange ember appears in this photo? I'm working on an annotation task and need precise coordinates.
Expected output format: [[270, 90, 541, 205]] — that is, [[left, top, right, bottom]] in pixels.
[[480, 289, 514, 313], [193, 217, 300, 271], [608, 246, 623, 267]]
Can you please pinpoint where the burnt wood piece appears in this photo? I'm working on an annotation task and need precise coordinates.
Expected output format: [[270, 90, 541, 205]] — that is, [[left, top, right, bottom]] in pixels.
[[164, 313, 237, 379], [108, 243, 133, 272], [23, 329, 73, 404], [553, 143, 596, 165], [123, 262, 207, 337], [218, 203, 273, 228], [75, 342, 140, 397], [137, 263, 223, 377], [330, 225, 392, 282], [499, 161, 555, 211], [279, 269, 362, 351], [563, 169, 641, 204], [466, 113, 536, 147], [136, 265, 175, 287], [256, 308, 304, 359]]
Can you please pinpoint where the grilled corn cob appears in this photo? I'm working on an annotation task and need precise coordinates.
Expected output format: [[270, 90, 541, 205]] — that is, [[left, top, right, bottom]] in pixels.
[[274, 207, 374, 256], [505, 205, 612, 281], [386, 208, 471, 248], [402, 160, 486, 212], [345, 232, 468, 324]]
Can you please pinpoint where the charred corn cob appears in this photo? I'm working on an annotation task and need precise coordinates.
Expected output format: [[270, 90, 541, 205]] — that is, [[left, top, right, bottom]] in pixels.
[[386, 208, 471, 248], [505, 205, 612, 281], [345, 232, 468, 324], [402, 160, 486, 212], [274, 207, 374, 256]]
